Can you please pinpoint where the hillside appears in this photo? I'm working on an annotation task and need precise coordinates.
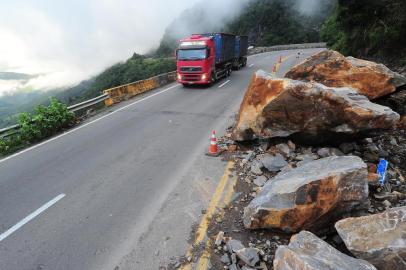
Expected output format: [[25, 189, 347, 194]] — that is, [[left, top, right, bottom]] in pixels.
[[227, 0, 335, 46], [321, 0, 406, 62], [156, 0, 336, 56]]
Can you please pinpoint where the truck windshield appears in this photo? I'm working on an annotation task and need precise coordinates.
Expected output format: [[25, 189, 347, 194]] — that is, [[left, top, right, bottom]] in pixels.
[[177, 49, 207, 60]]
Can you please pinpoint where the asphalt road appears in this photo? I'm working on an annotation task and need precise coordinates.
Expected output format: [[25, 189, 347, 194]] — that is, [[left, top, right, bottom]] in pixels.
[[0, 48, 323, 270]]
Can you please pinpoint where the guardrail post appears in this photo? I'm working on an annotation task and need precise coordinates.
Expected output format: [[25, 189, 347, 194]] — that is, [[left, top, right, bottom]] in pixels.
[[104, 95, 114, 106]]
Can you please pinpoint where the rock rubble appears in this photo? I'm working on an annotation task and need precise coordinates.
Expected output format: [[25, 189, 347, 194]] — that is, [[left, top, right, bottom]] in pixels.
[[206, 53, 406, 270]]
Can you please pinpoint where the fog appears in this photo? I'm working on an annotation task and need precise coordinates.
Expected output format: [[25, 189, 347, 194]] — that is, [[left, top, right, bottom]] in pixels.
[[0, 0, 249, 95], [294, 0, 326, 16], [162, 0, 252, 43]]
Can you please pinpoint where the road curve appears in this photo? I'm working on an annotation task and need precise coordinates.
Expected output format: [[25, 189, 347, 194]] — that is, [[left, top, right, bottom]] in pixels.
[[0, 48, 323, 270]]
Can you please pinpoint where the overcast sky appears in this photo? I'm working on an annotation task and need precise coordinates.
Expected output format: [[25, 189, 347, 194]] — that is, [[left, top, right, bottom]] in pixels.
[[0, 0, 207, 94]]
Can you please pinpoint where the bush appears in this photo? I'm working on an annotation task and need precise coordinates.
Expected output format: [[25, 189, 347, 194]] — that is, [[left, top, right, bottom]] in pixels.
[[0, 98, 75, 155], [0, 135, 23, 155]]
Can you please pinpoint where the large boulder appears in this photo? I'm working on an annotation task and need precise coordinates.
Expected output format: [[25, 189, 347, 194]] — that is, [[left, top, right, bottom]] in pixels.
[[243, 156, 369, 232], [273, 231, 377, 270], [285, 50, 406, 100], [335, 206, 406, 270], [232, 70, 399, 141]]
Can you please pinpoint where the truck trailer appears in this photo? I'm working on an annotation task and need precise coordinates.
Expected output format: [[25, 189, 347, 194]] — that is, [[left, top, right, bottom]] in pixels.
[[176, 33, 248, 86], [233, 35, 248, 70]]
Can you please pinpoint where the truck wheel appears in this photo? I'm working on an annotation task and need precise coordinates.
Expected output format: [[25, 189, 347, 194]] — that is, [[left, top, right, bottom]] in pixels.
[[182, 84, 189, 88], [210, 73, 216, 85]]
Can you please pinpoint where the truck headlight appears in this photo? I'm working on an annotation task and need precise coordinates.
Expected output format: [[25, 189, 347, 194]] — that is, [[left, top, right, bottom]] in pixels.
[[177, 73, 182, 80], [201, 74, 207, 80]]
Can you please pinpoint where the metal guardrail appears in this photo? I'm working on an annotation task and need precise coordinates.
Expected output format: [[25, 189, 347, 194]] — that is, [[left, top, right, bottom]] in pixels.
[[0, 71, 176, 139], [248, 42, 327, 55], [67, 93, 108, 112], [0, 94, 109, 139], [0, 124, 20, 138]]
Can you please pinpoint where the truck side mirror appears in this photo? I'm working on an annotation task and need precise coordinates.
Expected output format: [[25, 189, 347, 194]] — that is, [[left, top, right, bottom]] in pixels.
[[207, 49, 211, 57]]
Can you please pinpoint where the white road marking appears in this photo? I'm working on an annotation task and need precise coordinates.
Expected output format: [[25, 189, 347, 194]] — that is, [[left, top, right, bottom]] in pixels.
[[249, 64, 254, 67], [0, 194, 66, 242], [0, 84, 179, 165], [218, 80, 230, 88]]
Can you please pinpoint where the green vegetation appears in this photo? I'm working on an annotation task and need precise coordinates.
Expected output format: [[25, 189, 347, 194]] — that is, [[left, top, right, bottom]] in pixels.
[[321, 0, 406, 59], [0, 98, 75, 155]]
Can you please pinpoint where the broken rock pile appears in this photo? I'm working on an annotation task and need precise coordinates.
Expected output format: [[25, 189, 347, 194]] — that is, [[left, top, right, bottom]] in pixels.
[[214, 232, 280, 270], [208, 52, 406, 270], [210, 134, 406, 269]]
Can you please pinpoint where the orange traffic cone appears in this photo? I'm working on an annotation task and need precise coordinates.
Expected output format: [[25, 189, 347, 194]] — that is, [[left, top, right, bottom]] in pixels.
[[279, 56, 282, 63], [206, 130, 220, 156], [272, 64, 277, 73]]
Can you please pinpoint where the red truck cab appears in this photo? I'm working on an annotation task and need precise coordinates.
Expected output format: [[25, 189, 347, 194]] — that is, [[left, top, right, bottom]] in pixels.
[[176, 35, 216, 85]]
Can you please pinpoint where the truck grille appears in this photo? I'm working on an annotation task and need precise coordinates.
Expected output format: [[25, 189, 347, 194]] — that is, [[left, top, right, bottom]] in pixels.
[[180, 66, 202, 73], [181, 74, 201, 82]]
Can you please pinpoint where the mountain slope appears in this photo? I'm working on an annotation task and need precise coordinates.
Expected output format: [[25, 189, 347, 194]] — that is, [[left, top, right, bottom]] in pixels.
[[156, 0, 336, 56], [321, 0, 406, 60]]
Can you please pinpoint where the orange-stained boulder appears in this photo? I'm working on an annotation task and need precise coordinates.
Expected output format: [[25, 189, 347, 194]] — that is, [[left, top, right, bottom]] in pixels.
[[243, 156, 369, 232], [232, 70, 399, 141], [285, 50, 406, 100], [273, 231, 377, 270], [335, 207, 406, 270]]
